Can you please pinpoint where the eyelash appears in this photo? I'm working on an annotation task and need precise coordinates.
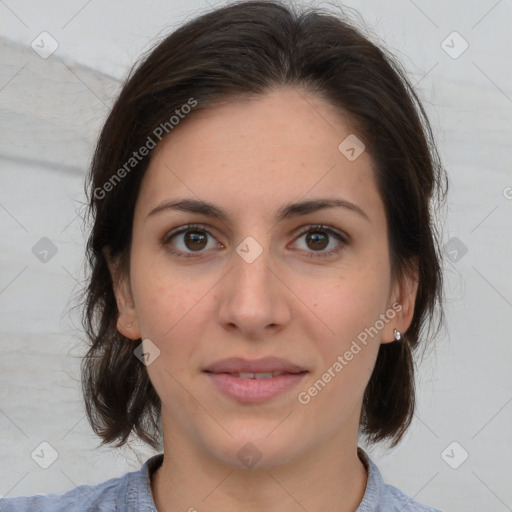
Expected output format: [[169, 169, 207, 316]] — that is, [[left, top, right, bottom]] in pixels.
[[162, 223, 349, 259]]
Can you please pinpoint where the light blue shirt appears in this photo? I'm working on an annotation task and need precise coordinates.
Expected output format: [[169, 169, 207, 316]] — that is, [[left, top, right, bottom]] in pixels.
[[0, 447, 441, 511]]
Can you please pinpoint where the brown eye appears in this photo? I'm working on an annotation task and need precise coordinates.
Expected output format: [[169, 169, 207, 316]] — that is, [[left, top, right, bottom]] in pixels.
[[163, 224, 220, 258], [183, 230, 208, 251], [163, 224, 347, 260], [292, 225, 348, 258], [306, 231, 329, 251]]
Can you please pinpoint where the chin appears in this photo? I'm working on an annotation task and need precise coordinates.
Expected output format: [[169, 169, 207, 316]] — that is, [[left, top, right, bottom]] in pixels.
[[204, 431, 307, 471]]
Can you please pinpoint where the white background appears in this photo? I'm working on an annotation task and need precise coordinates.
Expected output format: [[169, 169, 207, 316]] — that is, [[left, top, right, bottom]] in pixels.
[[1, 1, 511, 510]]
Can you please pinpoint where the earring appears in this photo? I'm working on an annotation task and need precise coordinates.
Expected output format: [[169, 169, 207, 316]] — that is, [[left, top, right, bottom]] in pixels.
[[126, 322, 133, 329], [393, 329, 402, 341]]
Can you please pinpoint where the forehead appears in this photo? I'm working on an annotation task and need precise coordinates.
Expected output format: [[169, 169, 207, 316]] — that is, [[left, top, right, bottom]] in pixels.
[[137, 87, 382, 221]]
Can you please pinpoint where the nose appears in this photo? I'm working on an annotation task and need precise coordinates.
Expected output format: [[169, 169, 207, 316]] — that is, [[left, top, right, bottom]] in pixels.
[[217, 238, 291, 339]]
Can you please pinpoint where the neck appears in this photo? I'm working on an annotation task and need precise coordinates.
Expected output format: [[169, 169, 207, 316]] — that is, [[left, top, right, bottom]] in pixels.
[[151, 415, 368, 512]]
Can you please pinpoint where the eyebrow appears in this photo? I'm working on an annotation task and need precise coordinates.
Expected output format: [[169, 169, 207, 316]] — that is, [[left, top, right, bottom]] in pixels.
[[146, 197, 370, 222]]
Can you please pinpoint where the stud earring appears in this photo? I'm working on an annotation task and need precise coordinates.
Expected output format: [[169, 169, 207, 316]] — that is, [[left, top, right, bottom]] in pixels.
[[126, 322, 133, 329], [393, 329, 402, 341]]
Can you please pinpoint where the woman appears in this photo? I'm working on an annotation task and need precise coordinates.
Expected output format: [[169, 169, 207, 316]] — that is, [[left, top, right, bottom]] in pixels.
[[1, 1, 446, 510]]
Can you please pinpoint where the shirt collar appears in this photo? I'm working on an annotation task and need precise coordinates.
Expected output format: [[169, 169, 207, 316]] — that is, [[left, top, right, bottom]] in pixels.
[[356, 446, 384, 511], [121, 452, 163, 511]]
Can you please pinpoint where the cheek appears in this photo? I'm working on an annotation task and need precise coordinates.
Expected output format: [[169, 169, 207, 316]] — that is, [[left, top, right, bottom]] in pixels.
[[319, 263, 391, 338], [130, 257, 216, 374], [132, 272, 202, 402], [305, 262, 390, 390], [131, 250, 195, 338], [300, 279, 384, 418]]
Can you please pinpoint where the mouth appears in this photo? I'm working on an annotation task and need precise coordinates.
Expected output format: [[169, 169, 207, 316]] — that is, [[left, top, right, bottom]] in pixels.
[[202, 356, 308, 375], [204, 370, 306, 380], [202, 357, 309, 403]]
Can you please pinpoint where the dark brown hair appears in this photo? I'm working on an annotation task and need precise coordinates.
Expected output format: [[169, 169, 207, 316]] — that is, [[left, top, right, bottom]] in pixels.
[[81, 0, 446, 452]]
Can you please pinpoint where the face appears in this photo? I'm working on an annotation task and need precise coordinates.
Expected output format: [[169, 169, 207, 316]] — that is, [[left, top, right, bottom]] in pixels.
[[111, 87, 417, 469]]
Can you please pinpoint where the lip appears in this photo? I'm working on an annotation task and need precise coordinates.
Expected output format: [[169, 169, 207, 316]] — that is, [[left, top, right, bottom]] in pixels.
[[203, 356, 308, 374], [205, 372, 308, 404], [203, 357, 309, 404]]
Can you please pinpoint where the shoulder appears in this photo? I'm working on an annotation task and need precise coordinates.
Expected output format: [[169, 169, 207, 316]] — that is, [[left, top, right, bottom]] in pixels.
[[357, 447, 442, 512], [0, 453, 163, 512], [1, 481, 115, 511], [0, 475, 121, 512], [379, 482, 442, 511]]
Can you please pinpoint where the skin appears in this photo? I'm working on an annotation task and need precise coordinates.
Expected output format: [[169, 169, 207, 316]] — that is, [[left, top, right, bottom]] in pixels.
[[108, 86, 418, 512]]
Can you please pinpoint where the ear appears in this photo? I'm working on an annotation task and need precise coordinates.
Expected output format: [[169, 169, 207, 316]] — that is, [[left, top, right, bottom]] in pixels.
[[381, 261, 419, 344], [103, 247, 141, 341]]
